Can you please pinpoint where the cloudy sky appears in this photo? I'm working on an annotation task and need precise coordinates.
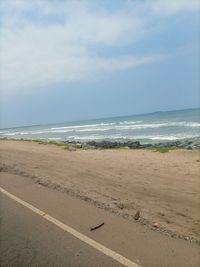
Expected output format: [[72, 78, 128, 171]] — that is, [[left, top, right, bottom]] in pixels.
[[0, 0, 199, 128]]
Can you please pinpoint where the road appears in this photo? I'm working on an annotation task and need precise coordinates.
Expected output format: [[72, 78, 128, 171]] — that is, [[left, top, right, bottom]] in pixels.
[[0, 172, 199, 267]]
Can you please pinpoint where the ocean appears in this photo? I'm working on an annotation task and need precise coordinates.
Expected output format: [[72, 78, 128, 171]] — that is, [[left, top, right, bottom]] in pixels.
[[1, 108, 200, 144]]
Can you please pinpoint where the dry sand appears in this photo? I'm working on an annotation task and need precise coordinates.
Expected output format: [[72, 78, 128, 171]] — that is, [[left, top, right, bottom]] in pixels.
[[0, 140, 200, 242]]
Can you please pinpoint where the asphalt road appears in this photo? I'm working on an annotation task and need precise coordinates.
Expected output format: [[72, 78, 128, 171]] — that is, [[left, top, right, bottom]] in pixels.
[[0, 172, 199, 267], [0, 193, 125, 267]]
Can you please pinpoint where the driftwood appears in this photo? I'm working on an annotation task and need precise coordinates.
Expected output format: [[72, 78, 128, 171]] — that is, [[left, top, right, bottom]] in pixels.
[[90, 222, 104, 231]]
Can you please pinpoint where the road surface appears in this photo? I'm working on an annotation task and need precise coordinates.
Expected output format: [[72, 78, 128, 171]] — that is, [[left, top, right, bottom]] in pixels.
[[0, 172, 199, 267]]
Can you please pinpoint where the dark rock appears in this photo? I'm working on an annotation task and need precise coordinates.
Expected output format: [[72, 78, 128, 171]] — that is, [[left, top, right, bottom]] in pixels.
[[86, 140, 141, 149], [134, 210, 140, 220], [60, 137, 200, 150], [124, 141, 141, 149]]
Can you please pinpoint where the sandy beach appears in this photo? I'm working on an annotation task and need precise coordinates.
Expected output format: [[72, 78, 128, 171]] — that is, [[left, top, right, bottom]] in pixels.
[[0, 140, 200, 242]]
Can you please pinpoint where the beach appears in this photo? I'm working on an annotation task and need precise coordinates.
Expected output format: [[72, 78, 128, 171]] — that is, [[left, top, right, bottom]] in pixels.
[[0, 140, 200, 242]]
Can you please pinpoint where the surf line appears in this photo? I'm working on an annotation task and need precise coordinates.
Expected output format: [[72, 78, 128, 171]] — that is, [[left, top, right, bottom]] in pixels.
[[0, 187, 141, 267]]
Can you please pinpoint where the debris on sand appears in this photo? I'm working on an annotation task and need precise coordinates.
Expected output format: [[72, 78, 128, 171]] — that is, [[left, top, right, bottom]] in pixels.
[[90, 222, 105, 231], [152, 222, 159, 229], [117, 202, 125, 209], [134, 210, 140, 220]]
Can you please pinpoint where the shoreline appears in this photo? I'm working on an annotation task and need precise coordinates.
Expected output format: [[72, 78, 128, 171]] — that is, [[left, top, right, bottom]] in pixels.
[[1, 139, 200, 244], [1, 136, 200, 151]]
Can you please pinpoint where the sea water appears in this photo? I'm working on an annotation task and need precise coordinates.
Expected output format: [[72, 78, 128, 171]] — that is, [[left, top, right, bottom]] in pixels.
[[0, 108, 200, 144]]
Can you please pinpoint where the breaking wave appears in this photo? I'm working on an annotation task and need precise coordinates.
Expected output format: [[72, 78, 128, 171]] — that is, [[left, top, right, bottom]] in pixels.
[[1, 108, 200, 143]]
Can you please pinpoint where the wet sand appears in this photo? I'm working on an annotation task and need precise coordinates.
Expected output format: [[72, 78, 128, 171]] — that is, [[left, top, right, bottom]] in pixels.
[[0, 140, 200, 242]]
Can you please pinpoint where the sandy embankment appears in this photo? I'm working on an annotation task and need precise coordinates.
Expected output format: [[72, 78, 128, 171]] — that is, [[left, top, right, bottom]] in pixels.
[[0, 140, 199, 242]]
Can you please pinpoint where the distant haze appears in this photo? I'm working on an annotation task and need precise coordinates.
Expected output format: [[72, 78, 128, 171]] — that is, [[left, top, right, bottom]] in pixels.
[[0, 0, 199, 128]]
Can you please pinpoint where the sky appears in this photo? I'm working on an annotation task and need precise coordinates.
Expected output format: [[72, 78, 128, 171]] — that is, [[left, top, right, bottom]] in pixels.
[[0, 0, 200, 128]]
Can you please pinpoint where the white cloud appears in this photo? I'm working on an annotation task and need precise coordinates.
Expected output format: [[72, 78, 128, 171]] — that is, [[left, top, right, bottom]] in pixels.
[[147, 0, 200, 16], [0, 0, 198, 94]]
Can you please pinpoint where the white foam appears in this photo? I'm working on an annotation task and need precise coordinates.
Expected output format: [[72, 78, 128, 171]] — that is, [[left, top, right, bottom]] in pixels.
[[30, 131, 46, 134], [0, 130, 10, 134], [115, 122, 200, 130], [115, 124, 166, 130], [19, 132, 29, 135], [67, 135, 120, 140], [3, 132, 19, 136], [44, 129, 73, 134], [143, 134, 199, 140], [47, 137, 62, 140], [51, 121, 200, 131], [66, 133, 199, 141], [59, 121, 200, 133], [119, 120, 143, 125], [51, 122, 115, 131], [77, 128, 111, 132], [174, 122, 200, 127]]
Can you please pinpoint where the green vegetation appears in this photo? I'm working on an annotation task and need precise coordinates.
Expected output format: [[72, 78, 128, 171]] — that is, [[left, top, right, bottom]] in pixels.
[[48, 140, 65, 146], [145, 146, 180, 153], [46, 140, 70, 150]]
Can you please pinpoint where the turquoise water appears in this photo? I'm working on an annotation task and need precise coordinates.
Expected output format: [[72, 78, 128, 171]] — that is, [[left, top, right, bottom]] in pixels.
[[0, 108, 200, 144]]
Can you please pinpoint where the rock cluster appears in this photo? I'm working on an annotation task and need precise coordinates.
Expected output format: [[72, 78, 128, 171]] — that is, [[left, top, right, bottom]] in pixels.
[[63, 137, 200, 150], [87, 140, 141, 149]]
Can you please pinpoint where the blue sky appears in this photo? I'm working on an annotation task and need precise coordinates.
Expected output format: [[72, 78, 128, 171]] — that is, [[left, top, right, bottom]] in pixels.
[[0, 0, 200, 128]]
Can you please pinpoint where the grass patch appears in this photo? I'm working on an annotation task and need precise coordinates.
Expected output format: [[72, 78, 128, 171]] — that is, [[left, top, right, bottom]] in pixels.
[[48, 141, 71, 150], [145, 146, 180, 153], [48, 141, 65, 146]]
